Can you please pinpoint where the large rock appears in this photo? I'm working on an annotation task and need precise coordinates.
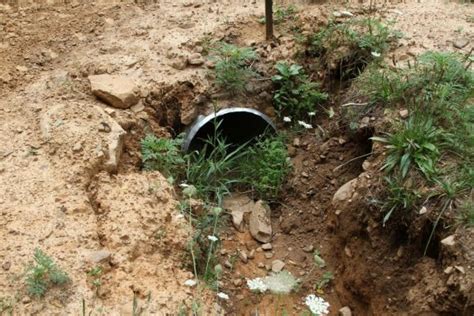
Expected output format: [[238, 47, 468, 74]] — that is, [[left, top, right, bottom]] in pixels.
[[89, 74, 139, 109], [332, 178, 358, 203], [222, 193, 254, 232], [249, 201, 272, 243]]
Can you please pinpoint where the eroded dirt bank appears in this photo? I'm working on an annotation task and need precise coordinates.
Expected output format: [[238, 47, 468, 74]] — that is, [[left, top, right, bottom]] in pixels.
[[0, 0, 473, 315]]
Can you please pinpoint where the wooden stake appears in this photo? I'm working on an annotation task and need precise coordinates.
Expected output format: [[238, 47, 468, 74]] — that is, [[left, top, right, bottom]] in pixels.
[[265, 0, 273, 41]]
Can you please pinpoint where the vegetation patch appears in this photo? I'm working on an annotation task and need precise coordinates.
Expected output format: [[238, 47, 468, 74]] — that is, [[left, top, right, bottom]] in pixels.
[[25, 249, 70, 297], [365, 52, 473, 228], [306, 18, 399, 79], [272, 62, 327, 121]]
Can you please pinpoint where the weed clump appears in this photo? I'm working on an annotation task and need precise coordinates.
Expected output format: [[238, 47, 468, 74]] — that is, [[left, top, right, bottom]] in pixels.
[[272, 62, 327, 120], [364, 52, 473, 226], [212, 43, 257, 93], [239, 136, 292, 199], [307, 18, 399, 79], [140, 134, 185, 179], [25, 249, 70, 297]]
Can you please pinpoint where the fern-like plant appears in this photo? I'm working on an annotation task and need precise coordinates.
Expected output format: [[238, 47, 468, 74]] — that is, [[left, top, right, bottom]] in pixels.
[[25, 248, 70, 297]]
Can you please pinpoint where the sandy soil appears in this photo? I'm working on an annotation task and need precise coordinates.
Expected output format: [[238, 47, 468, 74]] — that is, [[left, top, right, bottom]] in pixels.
[[0, 0, 472, 315]]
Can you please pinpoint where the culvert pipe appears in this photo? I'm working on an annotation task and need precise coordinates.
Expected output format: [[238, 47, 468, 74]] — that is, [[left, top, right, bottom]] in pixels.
[[182, 107, 277, 152]]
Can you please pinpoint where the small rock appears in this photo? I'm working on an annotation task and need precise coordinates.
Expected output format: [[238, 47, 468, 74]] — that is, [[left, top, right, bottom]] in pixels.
[[441, 235, 455, 247], [344, 246, 353, 258], [339, 306, 352, 316], [248, 249, 255, 259], [222, 194, 253, 232], [332, 11, 342, 17], [262, 243, 273, 251], [233, 279, 242, 287], [72, 143, 82, 152], [271, 260, 285, 273], [86, 249, 111, 263], [293, 138, 300, 147], [249, 201, 272, 243], [265, 252, 274, 259], [130, 103, 145, 113], [16, 65, 28, 72], [170, 57, 187, 70], [98, 122, 111, 133], [224, 260, 232, 269], [2, 261, 11, 271], [444, 266, 454, 274], [399, 109, 409, 119], [340, 10, 354, 17], [187, 53, 205, 66], [454, 266, 465, 274], [239, 250, 248, 264], [303, 245, 314, 253], [89, 74, 139, 109], [257, 262, 265, 268], [453, 38, 469, 49], [22, 296, 31, 304], [419, 206, 427, 215]]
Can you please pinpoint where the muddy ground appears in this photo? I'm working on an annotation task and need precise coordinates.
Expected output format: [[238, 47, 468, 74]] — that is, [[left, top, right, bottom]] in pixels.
[[0, 0, 473, 315]]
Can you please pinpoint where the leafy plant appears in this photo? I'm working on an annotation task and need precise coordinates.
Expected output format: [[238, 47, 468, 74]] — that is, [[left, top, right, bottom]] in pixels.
[[0, 297, 14, 315], [141, 134, 185, 179], [380, 177, 421, 226], [238, 136, 291, 199], [88, 266, 103, 296], [212, 43, 257, 93], [307, 18, 398, 78], [372, 117, 441, 179], [25, 249, 70, 297], [457, 201, 474, 228], [259, 4, 298, 25], [272, 62, 327, 119], [315, 272, 334, 293]]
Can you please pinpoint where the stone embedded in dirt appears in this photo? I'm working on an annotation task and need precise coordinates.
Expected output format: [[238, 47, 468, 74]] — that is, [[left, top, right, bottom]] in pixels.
[[265, 252, 274, 259], [248, 249, 255, 259], [224, 260, 232, 269], [262, 243, 272, 251], [233, 279, 242, 287], [72, 142, 82, 152], [303, 245, 314, 253], [86, 249, 112, 263], [419, 206, 427, 215], [333, 178, 358, 203], [399, 109, 409, 119], [340, 10, 354, 17], [89, 74, 139, 109], [239, 250, 248, 264], [249, 201, 272, 243], [444, 266, 454, 274], [187, 53, 205, 66], [16, 65, 28, 72], [2, 261, 11, 271], [339, 306, 352, 316], [453, 38, 469, 49], [222, 193, 254, 232], [344, 246, 353, 258], [271, 260, 285, 273], [441, 235, 456, 247]]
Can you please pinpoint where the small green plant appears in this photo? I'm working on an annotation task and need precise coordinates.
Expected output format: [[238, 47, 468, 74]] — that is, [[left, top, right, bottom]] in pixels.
[[380, 177, 421, 226], [88, 266, 103, 296], [308, 18, 398, 78], [141, 134, 185, 179], [259, 4, 298, 25], [212, 43, 257, 93], [315, 271, 334, 293], [272, 62, 327, 119], [25, 248, 70, 297], [372, 117, 441, 179], [239, 136, 291, 199]]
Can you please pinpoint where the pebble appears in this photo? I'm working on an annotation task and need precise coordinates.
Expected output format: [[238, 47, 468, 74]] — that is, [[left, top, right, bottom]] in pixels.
[[303, 245, 314, 253], [257, 262, 265, 268], [233, 279, 242, 287], [262, 243, 272, 251], [264, 252, 274, 259], [344, 246, 353, 258], [339, 306, 352, 316], [441, 235, 455, 247], [72, 143, 82, 152], [2, 261, 11, 271], [239, 250, 248, 264], [224, 260, 232, 269], [271, 260, 285, 273], [248, 249, 255, 259], [453, 38, 469, 49], [399, 109, 409, 119]]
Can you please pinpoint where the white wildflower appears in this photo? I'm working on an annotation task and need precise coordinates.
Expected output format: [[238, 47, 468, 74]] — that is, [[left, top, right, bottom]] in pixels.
[[246, 277, 268, 293], [298, 120, 313, 129], [308, 112, 316, 117], [371, 51, 381, 58], [305, 294, 330, 316], [217, 292, 229, 300], [283, 116, 292, 122], [207, 235, 218, 242], [184, 279, 197, 287]]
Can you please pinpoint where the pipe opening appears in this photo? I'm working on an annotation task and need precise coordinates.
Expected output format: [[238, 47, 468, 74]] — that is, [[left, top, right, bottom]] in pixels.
[[182, 107, 277, 153]]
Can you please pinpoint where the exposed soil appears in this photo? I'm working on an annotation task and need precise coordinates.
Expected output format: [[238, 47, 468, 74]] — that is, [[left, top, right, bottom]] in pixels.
[[0, 0, 473, 315]]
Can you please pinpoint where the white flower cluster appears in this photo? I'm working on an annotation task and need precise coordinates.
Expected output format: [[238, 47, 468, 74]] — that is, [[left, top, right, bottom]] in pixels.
[[298, 120, 313, 129], [305, 294, 330, 316], [246, 277, 268, 293]]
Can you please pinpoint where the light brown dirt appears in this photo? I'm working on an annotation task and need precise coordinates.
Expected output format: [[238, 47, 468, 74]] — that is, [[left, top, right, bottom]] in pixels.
[[0, 0, 473, 315]]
